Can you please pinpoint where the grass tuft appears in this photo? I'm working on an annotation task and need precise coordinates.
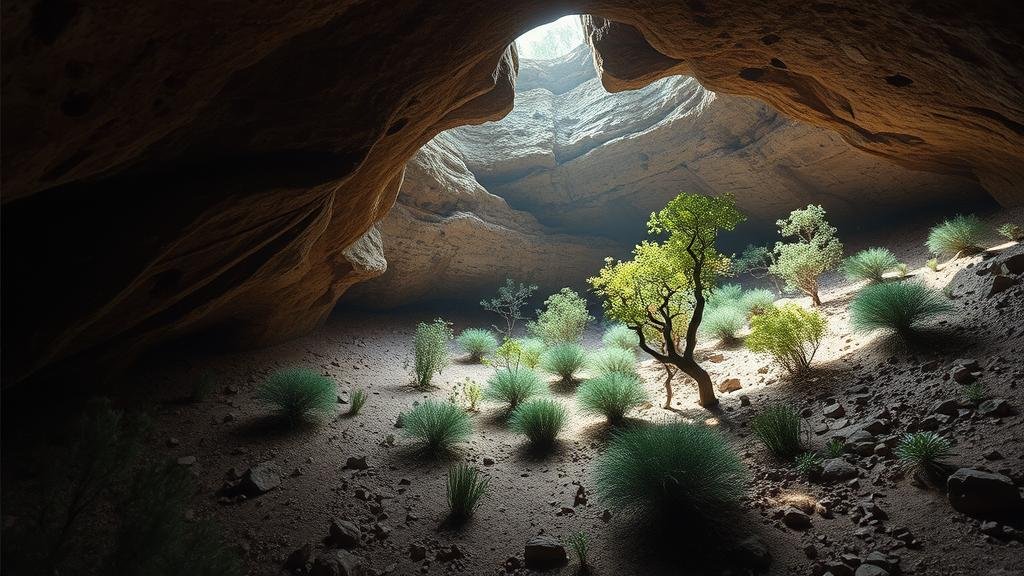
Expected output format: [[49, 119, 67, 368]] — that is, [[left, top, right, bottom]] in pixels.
[[347, 390, 367, 415], [602, 324, 639, 350], [843, 247, 898, 283], [509, 397, 567, 449], [456, 328, 498, 362], [849, 281, 951, 336], [567, 530, 589, 569], [963, 382, 985, 404], [576, 372, 647, 424], [257, 368, 336, 425], [539, 343, 587, 382], [402, 400, 472, 453], [740, 288, 776, 317], [926, 214, 985, 257], [751, 405, 803, 459], [997, 222, 1023, 241], [896, 432, 952, 483], [825, 438, 844, 458], [700, 305, 746, 344], [794, 452, 822, 476], [588, 347, 638, 377], [484, 368, 545, 412], [447, 464, 488, 523]]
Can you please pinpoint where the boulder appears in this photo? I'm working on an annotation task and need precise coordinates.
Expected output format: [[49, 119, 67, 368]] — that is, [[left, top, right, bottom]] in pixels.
[[821, 458, 858, 482], [988, 275, 1018, 297], [978, 398, 1013, 417], [523, 535, 567, 569], [328, 519, 361, 549], [947, 468, 1023, 518], [782, 507, 812, 529]]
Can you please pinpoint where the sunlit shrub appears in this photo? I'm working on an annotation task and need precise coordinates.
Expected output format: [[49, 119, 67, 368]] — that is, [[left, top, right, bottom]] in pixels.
[[258, 368, 335, 425], [348, 390, 367, 415], [850, 281, 951, 336], [539, 342, 587, 382], [602, 324, 639, 350], [926, 258, 939, 272], [517, 337, 545, 369], [700, 305, 746, 344], [926, 214, 985, 257], [528, 287, 593, 345], [403, 400, 472, 453], [997, 222, 1023, 241], [769, 205, 843, 306], [413, 318, 453, 387], [843, 247, 898, 283], [456, 328, 498, 362], [509, 397, 567, 448], [707, 283, 744, 308], [576, 372, 647, 424], [745, 304, 826, 373]]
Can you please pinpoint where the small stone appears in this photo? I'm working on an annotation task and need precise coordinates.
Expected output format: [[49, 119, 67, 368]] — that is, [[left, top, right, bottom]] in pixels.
[[983, 449, 1004, 461], [988, 274, 1017, 297], [436, 544, 464, 562], [718, 378, 742, 393], [310, 549, 364, 576], [601, 509, 612, 523], [408, 543, 427, 561], [239, 461, 281, 496], [483, 457, 495, 466], [783, 507, 812, 529], [739, 394, 751, 407], [980, 521, 1005, 538], [952, 366, 979, 384], [823, 402, 846, 418], [344, 456, 369, 470], [804, 544, 818, 559], [523, 535, 567, 569], [978, 398, 1012, 417], [284, 541, 313, 571], [855, 565, 890, 576], [329, 519, 361, 549], [931, 399, 959, 415], [821, 458, 858, 482]]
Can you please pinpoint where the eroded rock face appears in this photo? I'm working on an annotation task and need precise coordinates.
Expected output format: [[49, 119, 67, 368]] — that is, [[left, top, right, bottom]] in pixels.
[[2, 3, 1022, 380]]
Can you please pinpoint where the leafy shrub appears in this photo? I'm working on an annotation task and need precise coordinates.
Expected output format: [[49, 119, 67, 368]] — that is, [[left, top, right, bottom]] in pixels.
[[348, 390, 367, 415], [895, 262, 909, 278], [963, 382, 985, 404], [998, 222, 1023, 241], [509, 397, 567, 448], [751, 405, 803, 458], [576, 372, 647, 424], [850, 281, 951, 336], [462, 378, 483, 411], [926, 214, 985, 257], [825, 438, 844, 458], [843, 247, 898, 283], [707, 283, 744, 308], [596, 424, 745, 520], [926, 258, 939, 272], [700, 305, 746, 344], [794, 452, 822, 476], [745, 304, 826, 373], [567, 530, 589, 569], [403, 400, 472, 453], [258, 368, 336, 424], [896, 432, 952, 482], [740, 288, 775, 316], [481, 279, 537, 337], [602, 324, 639, 350], [485, 367, 545, 411], [528, 287, 594, 344], [447, 464, 489, 522], [769, 204, 843, 306], [413, 318, 453, 388], [456, 328, 498, 362], [539, 342, 587, 382], [588, 347, 637, 377], [517, 337, 546, 369]]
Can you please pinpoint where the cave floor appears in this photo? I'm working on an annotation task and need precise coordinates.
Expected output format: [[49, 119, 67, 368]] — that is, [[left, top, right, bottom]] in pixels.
[[125, 211, 1023, 574]]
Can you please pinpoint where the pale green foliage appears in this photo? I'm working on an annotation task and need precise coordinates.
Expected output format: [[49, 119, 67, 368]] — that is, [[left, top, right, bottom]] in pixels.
[[794, 452, 822, 476], [850, 282, 951, 336], [258, 368, 336, 424], [486, 338, 525, 371], [740, 288, 776, 316], [926, 258, 939, 272], [462, 378, 483, 411], [509, 397, 567, 448], [485, 367, 545, 411], [843, 247, 898, 283], [588, 347, 637, 377], [539, 342, 587, 382], [700, 305, 746, 344], [348, 390, 367, 415], [751, 405, 803, 458], [895, 262, 909, 278], [745, 304, 826, 373], [517, 337, 545, 369], [528, 287, 593, 344], [413, 319, 452, 388], [998, 222, 1023, 241], [480, 279, 538, 337], [403, 400, 472, 452], [447, 464, 488, 522], [825, 438, 844, 458], [576, 372, 648, 423], [769, 204, 843, 303], [707, 283, 744, 307], [602, 324, 639, 350], [926, 214, 985, 257], [456, 328, 498, 362]]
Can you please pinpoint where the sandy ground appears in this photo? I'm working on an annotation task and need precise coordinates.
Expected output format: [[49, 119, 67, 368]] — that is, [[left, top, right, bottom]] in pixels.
[[8, 209, 1024, 576]]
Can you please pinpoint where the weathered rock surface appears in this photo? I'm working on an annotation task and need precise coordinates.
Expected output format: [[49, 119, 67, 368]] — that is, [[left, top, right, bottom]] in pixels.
[[947, 468, 1023, 518], [3, 4, 1022, 379]]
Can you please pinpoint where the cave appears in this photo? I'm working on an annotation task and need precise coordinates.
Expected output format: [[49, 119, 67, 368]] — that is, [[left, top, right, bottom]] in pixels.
[[2, 4, 1024, 576]]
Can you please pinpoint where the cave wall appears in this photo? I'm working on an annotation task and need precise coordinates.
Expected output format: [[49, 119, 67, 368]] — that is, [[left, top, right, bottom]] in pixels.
[[2, 1, 1022, 381]]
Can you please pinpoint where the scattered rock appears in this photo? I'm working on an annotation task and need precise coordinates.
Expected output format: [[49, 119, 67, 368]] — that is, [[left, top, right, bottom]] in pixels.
[[931, 398, 959, 415], [483, 457, 495, 466], [523, 535, 567, 569], [310, 549, 365, 576], [740, 394, 751, 407], [983, 449, 1004, 461], [978, 398, 1012, 417], [329, 519, 361, 549], [285, 541, 313, 571], [855, 565, 890, 576], [782, 507, 812, 529], [988, 275, 1017, 297], [436, 544, 464, 562], [947, 468, 1023, 518], [408, 543, 427, 561], [718, 378, 742, 393], [344, 456, 369, 470], [821, 458, 858, 482], [823, 402, 846, 418], [239, 461, 281, 496]]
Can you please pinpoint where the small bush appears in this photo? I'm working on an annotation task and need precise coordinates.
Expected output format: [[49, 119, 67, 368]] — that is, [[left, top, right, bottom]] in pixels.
[[602, 324, 639, 350], [700, 305, 746, 344], [403, 400, 472, 453], [517, 338, 546, 369], [576, 372, 647, 424], [740, 288, 775, 317], [745, 304, 826, 373], [896, 431, 952, 482], [963, 382, 985, 404], [462, 378, 483, 411], [348, 390, 367, 415], [850, 281, 951, 336], [751, 405, 803, 459], [539, 343, 587, 382], [794, 452, 822, 476], [456, 329, 498, 362], [926, 214, 985, 257], [528, 287, 593, 344], [588, 347, 637, 377], [484, 368, 545, 411], [447, 464, 489, 522], [895, 262, 909, 278], [413, 319, 453, 388], [926, 258, 939, 272], [258, 368, 336, 424], [708, 283, 744, 307], [843, 247, 898, 283], [997, 222, 1023, 241], [509, 398, 567, 448], [567, 530, 589, 569], [595, 424, 745, 520], [825, 438, 844, 458]]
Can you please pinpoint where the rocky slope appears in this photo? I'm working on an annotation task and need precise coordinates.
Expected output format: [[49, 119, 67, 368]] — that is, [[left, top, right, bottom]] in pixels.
[[3, 3, 1022, 381]]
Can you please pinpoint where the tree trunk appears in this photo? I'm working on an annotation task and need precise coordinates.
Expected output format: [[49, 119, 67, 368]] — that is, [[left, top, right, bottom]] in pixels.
[[677, 359, 717, 408], [661, 363, 676, 409], [810, 289, 822, 306]]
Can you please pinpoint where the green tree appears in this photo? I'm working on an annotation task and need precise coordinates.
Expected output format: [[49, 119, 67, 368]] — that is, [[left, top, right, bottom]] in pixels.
[[769, 204, 842, 306], [589, 193, 744, 408], [527, 287, 593, 344], [480, 279, 538, 338]]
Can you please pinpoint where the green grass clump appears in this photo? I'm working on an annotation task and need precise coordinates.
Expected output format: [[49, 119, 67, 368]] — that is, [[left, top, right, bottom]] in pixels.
[[794, 452, 822, 476], [740, 288, 776, 317], [347, 390, 367, 415], [588, 347, 637, 377], [456, 328, 498, 362], [566, 530, 589, 569], [708, 283, 744, 307], [963, 382, 985, 404], [998, 222, 1023, 241], [446, 464, 488, 523], [517, 337, 546, 369], [825, 438, 844, 458], [926, 214, 986, 257], [843, 247, 898, 283], [745, 304, 826, 374], [413, 319, 453, 388], [751, 405, 803, 459], [602, 324, 639, 350], [509, 398, 567, 449], [576, 372, 647, 424], [539, 343, 587, 382], [849, 281, 951, 337], [257, 368, 336, 425], [896, 431, 952, 482], [484, 368, 545, 411], [596, 424, 745, 521], [402, 400, 472, 453], [700, 305, 746, 344]]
